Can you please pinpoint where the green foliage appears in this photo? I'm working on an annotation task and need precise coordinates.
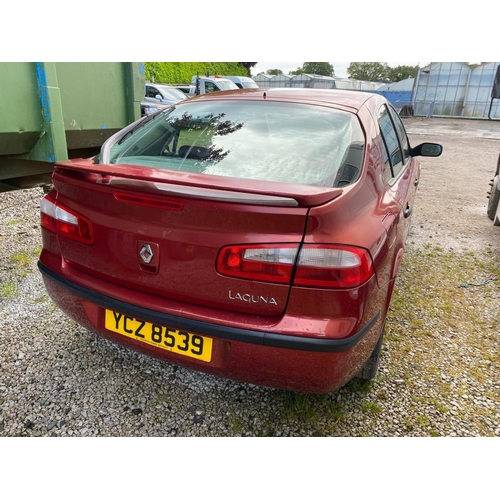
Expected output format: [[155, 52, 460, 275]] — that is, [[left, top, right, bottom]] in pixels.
[[0, 280, 16, 298], [348, 62, 419, 82], [290, 62, 334, 77], [282, 392, 317, 420], [348, 62, 389, 82], [267, 69, 283, 76], [227, 412, 243, 434], [144, 62, 248, 84], [238, 62, 257, 76], [361, 400, 382, 415], [302, 62, 334, 77], [386, 65, 419, 82], [10, 250, 31, 267]]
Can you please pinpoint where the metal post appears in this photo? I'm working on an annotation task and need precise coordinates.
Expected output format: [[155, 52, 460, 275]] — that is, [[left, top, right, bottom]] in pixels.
[[27, 62, 68, 163], [123, 62, 145, 124]]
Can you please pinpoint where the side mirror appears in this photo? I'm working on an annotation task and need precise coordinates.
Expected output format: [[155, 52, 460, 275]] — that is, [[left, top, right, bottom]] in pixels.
[[155, 94, 162, 101], [411, 143, 443, 157]]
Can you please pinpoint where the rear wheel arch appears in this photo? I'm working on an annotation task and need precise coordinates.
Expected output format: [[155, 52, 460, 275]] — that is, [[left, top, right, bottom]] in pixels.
[[391, 247, 405, 281], [356, 320, 386, 380], [381, 246, 405, 320]]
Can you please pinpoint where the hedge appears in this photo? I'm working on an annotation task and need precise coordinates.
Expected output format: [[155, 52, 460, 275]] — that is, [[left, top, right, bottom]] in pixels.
[[144, 62, 248, 84]]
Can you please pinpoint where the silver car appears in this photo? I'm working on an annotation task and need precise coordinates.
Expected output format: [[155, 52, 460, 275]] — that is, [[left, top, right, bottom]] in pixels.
[[144, 84, 188, 105], [141, 84, 188, 116]]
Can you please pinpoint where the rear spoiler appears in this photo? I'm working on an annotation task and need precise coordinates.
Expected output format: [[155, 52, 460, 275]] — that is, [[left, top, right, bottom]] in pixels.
[[54, 160, 344, 208]]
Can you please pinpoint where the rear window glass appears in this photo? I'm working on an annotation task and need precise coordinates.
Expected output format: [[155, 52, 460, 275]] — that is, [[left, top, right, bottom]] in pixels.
[[106, 100, 365, 187]]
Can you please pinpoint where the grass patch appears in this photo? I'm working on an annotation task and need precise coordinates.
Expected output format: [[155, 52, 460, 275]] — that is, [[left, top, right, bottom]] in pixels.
[[384, 244, 500, 427], [0, 281, 16, 298], [325, 402, 347, 425], [10, 251, 31, 267], [281, 392, 319, 421], [344, 378, 373, 393], [416, 414, 430, 427], [10, 248, 40, 268], [387, 246, 500, 367], [227, 412, 244, 434], [361, 401, 382, 415], [275, 391, 350, 426]]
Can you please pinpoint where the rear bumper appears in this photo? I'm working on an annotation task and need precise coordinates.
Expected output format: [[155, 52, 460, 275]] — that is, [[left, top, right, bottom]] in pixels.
[[38, 261, 383, 393], [39, 262, 379, 353]]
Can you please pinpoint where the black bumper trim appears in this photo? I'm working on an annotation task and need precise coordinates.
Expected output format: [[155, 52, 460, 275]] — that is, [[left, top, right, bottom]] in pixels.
[[38, 261, 380, 353]]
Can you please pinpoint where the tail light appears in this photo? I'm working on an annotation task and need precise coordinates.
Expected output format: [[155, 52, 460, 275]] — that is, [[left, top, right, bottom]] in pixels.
[[293, 245, 373, 288], [217, 244, 373, 288], [40, 195, 94, 245], [217, 244, 298, 284]]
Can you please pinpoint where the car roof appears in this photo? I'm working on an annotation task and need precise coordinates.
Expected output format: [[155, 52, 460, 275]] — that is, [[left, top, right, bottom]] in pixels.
[[185, 87, 381, 112], [148, 83, 173, 89]]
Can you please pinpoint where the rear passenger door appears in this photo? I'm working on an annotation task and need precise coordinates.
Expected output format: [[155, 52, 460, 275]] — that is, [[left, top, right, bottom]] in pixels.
[[378, 104, 418, 247]]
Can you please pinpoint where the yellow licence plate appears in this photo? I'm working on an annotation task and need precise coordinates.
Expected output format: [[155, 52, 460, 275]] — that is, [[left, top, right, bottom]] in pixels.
[[104, 309, 213, 362]]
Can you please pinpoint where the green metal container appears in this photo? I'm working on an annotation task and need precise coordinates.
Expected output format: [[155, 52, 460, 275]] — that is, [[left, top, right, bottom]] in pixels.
[[0, 62, 145, 191]]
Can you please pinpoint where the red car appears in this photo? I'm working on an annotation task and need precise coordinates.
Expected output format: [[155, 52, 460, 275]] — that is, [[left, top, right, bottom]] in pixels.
[[38, 88, 442, 393]]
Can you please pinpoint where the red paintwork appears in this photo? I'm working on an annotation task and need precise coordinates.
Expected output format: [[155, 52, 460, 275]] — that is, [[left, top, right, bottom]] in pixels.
[[38, 89, 423, 393]]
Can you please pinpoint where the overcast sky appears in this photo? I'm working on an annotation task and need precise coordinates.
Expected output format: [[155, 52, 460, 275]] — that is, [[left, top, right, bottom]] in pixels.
[[251, 62, 426, 79]]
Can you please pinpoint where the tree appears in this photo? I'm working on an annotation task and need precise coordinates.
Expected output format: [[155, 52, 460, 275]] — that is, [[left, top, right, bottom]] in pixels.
[[348, 62, 389, 82], [267, 69, 283, 76], [301, 62, 334, 77], [347, 62, 420, 82], [238, 62, 257, 77], [290, 66, 304, 76], [386, 65, 419, 82]]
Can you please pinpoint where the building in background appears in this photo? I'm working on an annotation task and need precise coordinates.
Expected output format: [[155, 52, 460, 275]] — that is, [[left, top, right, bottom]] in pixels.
[[411, 62, 500, 119], [253, 73, 382, 91], [372, 78, 414, 109], [253, 73, 273, 87], [255, 63, 500, 119]]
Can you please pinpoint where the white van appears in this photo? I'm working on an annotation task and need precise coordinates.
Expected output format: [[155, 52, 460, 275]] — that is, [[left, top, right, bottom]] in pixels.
[[225, 76, 259, 89]]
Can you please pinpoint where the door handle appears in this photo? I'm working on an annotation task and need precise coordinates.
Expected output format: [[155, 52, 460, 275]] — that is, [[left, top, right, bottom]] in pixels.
[[404, 205, 412, 218]]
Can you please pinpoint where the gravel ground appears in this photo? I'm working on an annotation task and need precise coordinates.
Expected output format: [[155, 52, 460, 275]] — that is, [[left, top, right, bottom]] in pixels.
[[1, 117, 499, 437]]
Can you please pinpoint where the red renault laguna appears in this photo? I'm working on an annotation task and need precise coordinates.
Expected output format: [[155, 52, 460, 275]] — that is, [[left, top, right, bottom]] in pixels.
[[38, 88, 442, 393]]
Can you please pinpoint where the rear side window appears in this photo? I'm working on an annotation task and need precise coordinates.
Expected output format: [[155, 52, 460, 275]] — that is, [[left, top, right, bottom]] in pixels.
[[106, 100, 365, 187], [388, 106, 410, 164], [145, 86, 159, 98], [378, 105, 403, 179]]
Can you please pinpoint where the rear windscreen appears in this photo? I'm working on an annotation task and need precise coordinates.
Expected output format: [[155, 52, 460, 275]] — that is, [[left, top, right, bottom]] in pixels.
[[107, 100, 365, 187]]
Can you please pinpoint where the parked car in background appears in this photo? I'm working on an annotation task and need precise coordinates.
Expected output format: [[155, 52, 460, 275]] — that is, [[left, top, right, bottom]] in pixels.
[[144, 84, 188, 105], [188, 74, 238, 95], [225, 76, 259, 89], [38, 88, 442, 393], [140, 100, 172, 116], [175, 85, 191, 95], [141, 83, 189, 116]]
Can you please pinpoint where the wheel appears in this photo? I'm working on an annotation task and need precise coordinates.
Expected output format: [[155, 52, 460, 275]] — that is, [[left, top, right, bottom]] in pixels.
[[487, 175, 500, 221], [356, 322, 386, 380]]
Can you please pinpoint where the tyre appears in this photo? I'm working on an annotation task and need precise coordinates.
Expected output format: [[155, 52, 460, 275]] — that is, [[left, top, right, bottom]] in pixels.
[[487, 175, 500, 221], [486, 154, 500, 226], [356, 322, 386, 380]]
